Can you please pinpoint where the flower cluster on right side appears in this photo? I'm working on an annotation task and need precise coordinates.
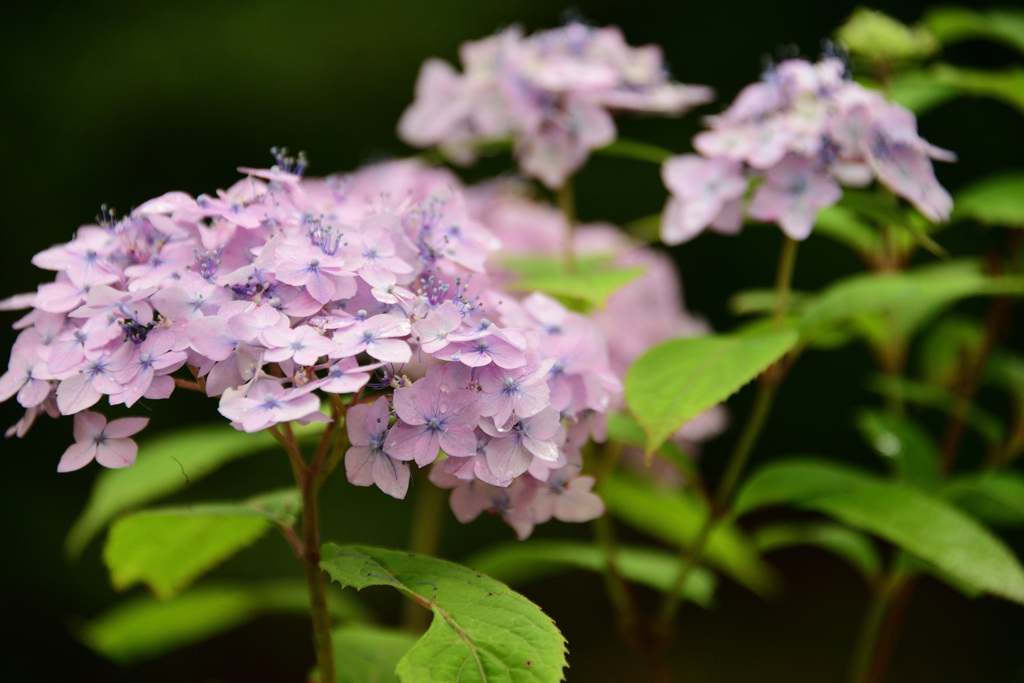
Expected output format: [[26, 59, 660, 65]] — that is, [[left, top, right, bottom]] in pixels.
[[660, 56, 955, 244]]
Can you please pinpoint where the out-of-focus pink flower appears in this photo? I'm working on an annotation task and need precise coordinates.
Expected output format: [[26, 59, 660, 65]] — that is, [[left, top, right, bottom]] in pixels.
[[399, 22, 712, 189]]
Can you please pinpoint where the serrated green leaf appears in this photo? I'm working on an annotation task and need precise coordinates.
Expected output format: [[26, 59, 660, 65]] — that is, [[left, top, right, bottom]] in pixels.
[[66, 422, 322, 558], [503, 254, 645, 311], [83, 579, 366, 664], [735, 459, 1024, 604], [321, 544, 566, 683], [104, 490, 300, 599], [754, 522, 881, 580], [594, 138, 675, 164], [924, 7, 1024, 54], [954, 172, 1024, 228], [856, 410, 942, 490], [599, 473, 777, 597], [318, 625, 420, 683], [945, 471, 1024, 526], [625, 329, 798, 454], [464, 540, 716, 608]]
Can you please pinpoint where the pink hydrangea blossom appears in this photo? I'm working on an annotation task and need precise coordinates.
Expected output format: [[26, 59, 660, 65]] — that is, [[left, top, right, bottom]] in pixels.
[[399, 22, 712, 189], [1, 154, 625, 540], [661, 55, 954, 243]]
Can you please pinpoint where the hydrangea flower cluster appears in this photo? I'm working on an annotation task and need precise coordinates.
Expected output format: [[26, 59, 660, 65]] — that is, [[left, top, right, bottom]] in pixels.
[[0, 154, 619, 537], [660, 55, 955, 244], [398, 21, 714, 189], [466, 180, 727, 450]]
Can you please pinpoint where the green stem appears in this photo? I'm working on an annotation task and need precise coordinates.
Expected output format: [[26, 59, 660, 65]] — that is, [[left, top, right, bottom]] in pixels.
[[272, 422, 337, 682], [849, 571, 914, 683], [301, 467, 335, 683], [656, 234, 798, 634], [402, 470, 447, 632], [773, 237, 798, 328], [558, 178, 577, 273]]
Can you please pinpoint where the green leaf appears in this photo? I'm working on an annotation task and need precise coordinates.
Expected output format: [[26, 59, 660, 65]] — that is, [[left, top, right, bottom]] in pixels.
[[926, 64, 1024, 115], [856, 410, 942, 490], [867, 374, 1005, 446], [595, 138, 675, 164], [924, 7, 1024, 55], [624, 329, 798, 454], [67, 423, 288, 558], [885, 63, 1024, 117], [464, 540, 716, 608], [104, 489, 300, 599], [814, 205, 881, 257], [605, 412, 698, 479], [887, 69, 960, 114], [599, 473, 777, 596], [799, 259, 1024, 347], [735, 459, 1024, 604], [503, 254, 645, 311], [954, 172, 1024, 229], [83, 579, 366, 664], [837, 190, 944, 258], [753, 522, 881, 580], [728, 289, 810, 318], [319, 625, 420, 683], [945, 471, 1024, 526], [836, 7, 939, 64], [321, 544, 567, 683], [988, 350, 1024, 408], [917, 315, 986, 388]]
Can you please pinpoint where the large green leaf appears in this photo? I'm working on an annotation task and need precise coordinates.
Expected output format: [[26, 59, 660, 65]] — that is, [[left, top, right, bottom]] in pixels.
[[318, 625, 420, 683], [890, 64, 1024, 115], [66, 423, 305, 558], [753, 522, 881, 581], [856, 410, 942, 490], [924, 7, 1024, 55], [624, 329, 798, 455], [503, 254, 645, 311], [83, 579, 366, 664], [464, 540, 716, 608], [735, 459, 1024, 604], [321, 544, 567, 683], [945, 471, 1024, 527], [954, 172, 1024, 229], [599, 473, 777, 596], [799, 259, 1024, 347], [104, 489, 300, 599]]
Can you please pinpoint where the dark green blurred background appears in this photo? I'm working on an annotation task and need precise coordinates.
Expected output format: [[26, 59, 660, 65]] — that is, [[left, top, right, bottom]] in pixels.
[[2, 1, 1023, 680]]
